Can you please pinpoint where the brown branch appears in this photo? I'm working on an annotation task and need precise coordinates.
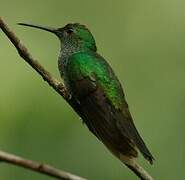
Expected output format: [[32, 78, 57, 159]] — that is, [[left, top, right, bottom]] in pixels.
[[0, 17, 154, 180], [0, 151, 86, 180], [125, 159, 154, 180], [0, 17, 86, 180], [0, 17, 70, 100]]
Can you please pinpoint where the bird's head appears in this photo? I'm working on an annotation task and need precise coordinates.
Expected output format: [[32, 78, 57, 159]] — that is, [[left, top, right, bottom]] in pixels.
[[18, 23, 97, 52]]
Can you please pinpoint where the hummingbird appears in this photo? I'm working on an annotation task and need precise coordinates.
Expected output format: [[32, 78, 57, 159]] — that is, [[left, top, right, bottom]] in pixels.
[[18, 23, 154, 179]]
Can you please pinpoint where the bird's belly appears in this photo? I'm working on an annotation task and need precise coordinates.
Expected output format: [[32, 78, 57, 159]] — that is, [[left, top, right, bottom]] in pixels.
[[64, 74, 137, 158], [71, 87, 137, 158]]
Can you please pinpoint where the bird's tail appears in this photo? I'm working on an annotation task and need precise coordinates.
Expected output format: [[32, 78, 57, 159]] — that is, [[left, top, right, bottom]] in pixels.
[[120, 155, 154, 180]]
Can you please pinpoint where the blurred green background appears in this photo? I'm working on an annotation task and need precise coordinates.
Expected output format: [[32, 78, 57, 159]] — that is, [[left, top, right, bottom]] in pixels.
[[1, 0, 185, 179]]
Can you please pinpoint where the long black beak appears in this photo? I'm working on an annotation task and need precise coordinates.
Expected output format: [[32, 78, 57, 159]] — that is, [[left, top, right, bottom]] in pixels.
[[18, 23, 58, 34]]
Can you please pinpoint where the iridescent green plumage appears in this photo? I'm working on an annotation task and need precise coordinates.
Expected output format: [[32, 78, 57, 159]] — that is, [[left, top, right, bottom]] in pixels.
[[64, 48, 153, 162], [65, 51, 124, 108], [18, 23, 154, 178]]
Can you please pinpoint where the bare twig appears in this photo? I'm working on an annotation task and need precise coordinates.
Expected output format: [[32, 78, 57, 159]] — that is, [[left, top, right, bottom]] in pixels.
[[0, 151, 86, 180], [125, 159, 154, 180], [0, 17, 70, 100], [0, 17, 154, 180], [0, 17, 86, 180]]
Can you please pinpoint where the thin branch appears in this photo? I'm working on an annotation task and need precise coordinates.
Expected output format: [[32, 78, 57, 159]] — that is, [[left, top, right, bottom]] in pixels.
[[0, 151, 86, 180], [0, 17, 86, 180], [0, 17, 154, 180], [125, 159, 154, 180], [0, 17, 70, 100]]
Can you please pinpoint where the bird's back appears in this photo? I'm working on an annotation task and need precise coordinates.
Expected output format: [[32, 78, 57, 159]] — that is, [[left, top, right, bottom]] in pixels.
[[63, 51, 154, 164]]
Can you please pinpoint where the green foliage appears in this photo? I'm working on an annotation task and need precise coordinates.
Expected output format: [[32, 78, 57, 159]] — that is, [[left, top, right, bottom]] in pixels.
[[1, 0, 185, 179]]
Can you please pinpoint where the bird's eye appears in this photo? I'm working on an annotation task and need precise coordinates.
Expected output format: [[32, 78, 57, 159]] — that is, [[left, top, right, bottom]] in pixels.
[[66, 29, 73, 34]]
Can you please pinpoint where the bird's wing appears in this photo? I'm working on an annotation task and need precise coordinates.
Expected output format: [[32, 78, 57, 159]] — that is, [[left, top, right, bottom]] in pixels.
[[66, 52, 154, 163], [115, 104, 154, 163]]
